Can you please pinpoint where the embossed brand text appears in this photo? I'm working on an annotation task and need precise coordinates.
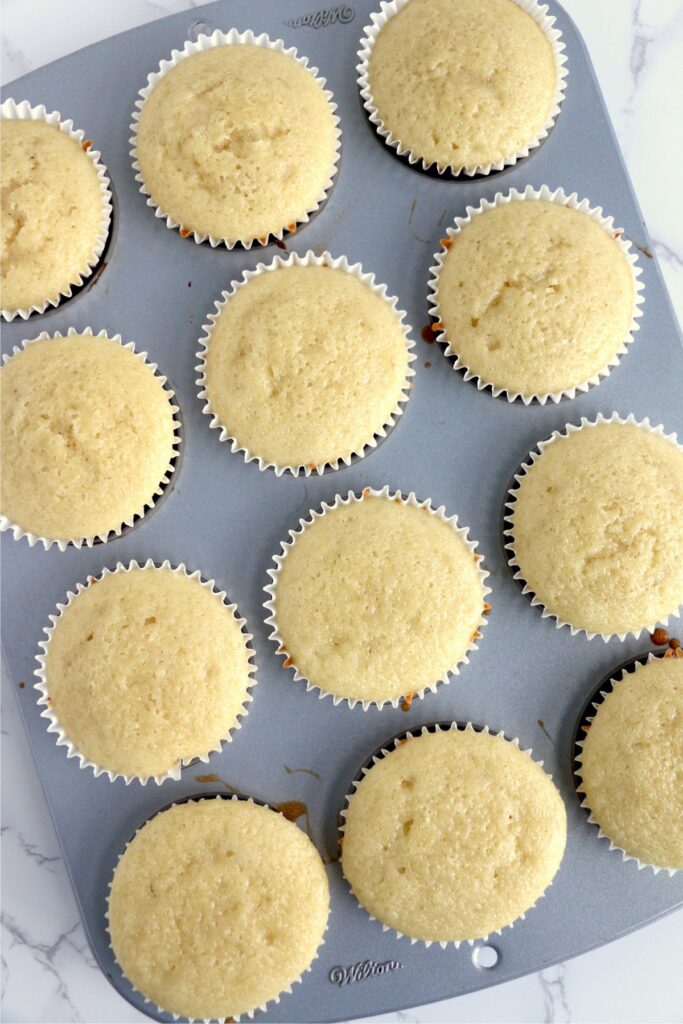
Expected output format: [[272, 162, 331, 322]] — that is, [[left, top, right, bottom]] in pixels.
[[329, 959, 403, 986], [286, 4, 355, 29]]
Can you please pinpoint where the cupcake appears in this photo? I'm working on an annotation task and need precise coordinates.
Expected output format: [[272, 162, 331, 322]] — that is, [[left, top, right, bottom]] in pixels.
[[358, 0, 566, 176], [429, 188, 642, 404], [505, 415, 683, 639], [35, 562, 255, 783], [576, 653, 683, 873], [107, 797, 329, 1019], [0, 329, 179, 549], [265, 487, 490, 708], [132, 31, 340, 248], [341, 724, 567, 944], [1, 100, 112, 319], [196, 252, 414, 475]]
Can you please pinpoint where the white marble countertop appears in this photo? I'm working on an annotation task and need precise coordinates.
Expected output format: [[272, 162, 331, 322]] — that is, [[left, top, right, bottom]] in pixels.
[[2, 2, 682, 1022]]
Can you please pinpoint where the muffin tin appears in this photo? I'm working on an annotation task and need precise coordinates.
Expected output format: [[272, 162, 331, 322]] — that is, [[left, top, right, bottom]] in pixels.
[[2, 0, 682, 1021]]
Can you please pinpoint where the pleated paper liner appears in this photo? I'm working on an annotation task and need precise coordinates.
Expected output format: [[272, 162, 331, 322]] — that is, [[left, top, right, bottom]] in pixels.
[[0, 327, 182, 551], [105, 792, 329, 1023], [34, 560, 257, 786], [357, 0, 567, 179], [339, 721, 564, 948], [195, 250, 416, 476], [427, 186, 645, 404], [573, 647, 682, 877], [1, 98, 113, 320], [130, 29, 341, 250], [264, 486, 491, 710], [503, 412, 683, 641]]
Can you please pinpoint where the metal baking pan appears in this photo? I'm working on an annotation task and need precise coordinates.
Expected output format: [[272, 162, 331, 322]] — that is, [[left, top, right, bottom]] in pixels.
[[2, 1, 682, 1020]]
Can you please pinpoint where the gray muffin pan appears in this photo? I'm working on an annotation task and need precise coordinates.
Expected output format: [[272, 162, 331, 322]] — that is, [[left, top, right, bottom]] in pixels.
[[2, 1, 682, 1021]]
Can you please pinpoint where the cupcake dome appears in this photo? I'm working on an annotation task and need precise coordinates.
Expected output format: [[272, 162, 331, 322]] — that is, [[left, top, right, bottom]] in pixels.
[[364, 0, 559, 173], [578, 655, 683, 871], [434, 196, 637, 402], [38, 563, 254, 781], [200, 258, 413, 472], [268, 490, 488, 706], [342, 727, 567, 942], [0, 332, 177, 545], [134, 40, 338, 246], [507, 419, 683, 638], [108, 798, 329, 1019], [1, 118, 108, 315]]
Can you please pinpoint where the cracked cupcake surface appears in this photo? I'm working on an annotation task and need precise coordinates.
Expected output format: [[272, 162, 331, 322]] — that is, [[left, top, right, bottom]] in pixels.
[[342, 728, 566, 942], [578, 655, 683, 871], [436, 200, 635, 399], [1, 120, 105, 314], [135, 44, 338, 244], [108, 799, 329, 1019], [509, 422, 683, 636], [0, 333, 177, 544], [203, 263, 411, 469], [366, 0, 557, 172]]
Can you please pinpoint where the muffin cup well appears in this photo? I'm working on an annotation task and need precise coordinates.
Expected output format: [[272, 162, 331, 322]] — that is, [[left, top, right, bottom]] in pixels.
[[339, 721, 560, 947], [503, 412, 683, 641], [1, 98, 113, 321], [0, 326, 182, 551], [195, 250, 416, 476], [357, 0, 568, 178], [574, 650, 682, 877], [105, 793, 328, 1022], [428, 185, 645, 404], [34, 560, 257, 786], [130, 28, 341, 250], [264, 486, 491, 709]]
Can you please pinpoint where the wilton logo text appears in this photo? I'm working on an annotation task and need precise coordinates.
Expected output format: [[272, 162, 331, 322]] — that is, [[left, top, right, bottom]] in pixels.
[[286, 4, 355, 29], [329, 959, 403, 986]]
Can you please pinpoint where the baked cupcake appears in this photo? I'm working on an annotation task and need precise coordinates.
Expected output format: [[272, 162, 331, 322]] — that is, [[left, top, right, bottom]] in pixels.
[[108, 797, 329, 1019], [197, 252, 414, 474], [505, 416, 683, 639], [132, 31, 340, 248], [430, 188, 642, 403], [1, 100, 111, 319], [576, 653, 683, 873], [265, 487, 489, 708], [35, 562, 255, 783], [359, 0, 566, 176], [0, 329, 179, 548], [341, 725, 566, 943]]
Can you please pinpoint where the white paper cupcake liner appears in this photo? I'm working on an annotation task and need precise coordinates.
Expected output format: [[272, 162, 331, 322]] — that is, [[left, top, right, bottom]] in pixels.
[[357, 0, 568, 178], [130, 29, 341, 250], [1, 98, 113, 321], [503, 412, 683, 641], [0, 327, 182, 551], [195, 250, 416, 476], [264, 486, 491, 709], [428, 185, 645, 404], [574, 651, 682, 877], [105, 793, 329, 1022], [33, 560, 257, 786], [339, 721, 563, 948]]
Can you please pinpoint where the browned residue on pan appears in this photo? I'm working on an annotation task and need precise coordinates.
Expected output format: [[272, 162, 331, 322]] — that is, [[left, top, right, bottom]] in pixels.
[[194, 773, 240, 794], [283, 764, 322, 783], [277, 800, 308, 823], [537, 719, 554, 745], [400, 691, 418, 712]]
